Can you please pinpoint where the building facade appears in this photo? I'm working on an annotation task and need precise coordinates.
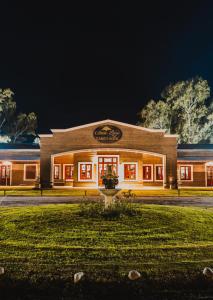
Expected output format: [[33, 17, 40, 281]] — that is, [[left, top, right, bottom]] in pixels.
[[0, 119, 212, 188], [0, 144, 40, 186]]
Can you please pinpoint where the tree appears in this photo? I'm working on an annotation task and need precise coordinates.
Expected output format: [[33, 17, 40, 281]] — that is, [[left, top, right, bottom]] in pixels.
[[139, 99, 171, 130], [0, 89, 37, 143], [0, 89, 16, 133], [138, 77, 213, 143], [8, 112, 37, 143]]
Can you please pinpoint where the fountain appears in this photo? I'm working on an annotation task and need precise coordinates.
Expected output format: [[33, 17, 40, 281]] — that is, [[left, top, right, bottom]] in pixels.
[[99, 165, 120, 208]]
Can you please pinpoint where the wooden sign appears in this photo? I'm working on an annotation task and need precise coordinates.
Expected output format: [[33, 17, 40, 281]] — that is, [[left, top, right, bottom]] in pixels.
[[93, 125, 122, 143]]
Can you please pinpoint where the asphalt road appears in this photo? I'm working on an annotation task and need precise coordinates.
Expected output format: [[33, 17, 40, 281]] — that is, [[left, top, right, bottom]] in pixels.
[[0, 196, 213, 207]]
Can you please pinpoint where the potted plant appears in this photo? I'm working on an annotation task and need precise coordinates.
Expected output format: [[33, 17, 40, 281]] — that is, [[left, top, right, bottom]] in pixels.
[[101, 165, 119, 189]]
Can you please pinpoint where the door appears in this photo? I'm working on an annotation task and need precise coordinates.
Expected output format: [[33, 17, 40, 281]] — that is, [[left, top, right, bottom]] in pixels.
[[207, 166, 213, 186], [0, 165, 11, 186], [98, 156, 118, 186]]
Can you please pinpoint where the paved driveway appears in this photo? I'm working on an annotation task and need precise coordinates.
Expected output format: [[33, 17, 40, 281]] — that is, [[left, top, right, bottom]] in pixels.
[[134, 196, 213, 207], [0, 196, 213, 207]]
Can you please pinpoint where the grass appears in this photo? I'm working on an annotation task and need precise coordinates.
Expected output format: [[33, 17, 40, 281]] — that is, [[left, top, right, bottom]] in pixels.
[[127, 188, 213, 197], [0, 187, 213, 197], [0, 204, 212, 280], [0, 204, 213, 299], [0, 188, 100, 197]]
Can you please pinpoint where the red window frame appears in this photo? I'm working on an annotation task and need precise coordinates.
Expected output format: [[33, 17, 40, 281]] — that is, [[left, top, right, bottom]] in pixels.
[[98, 157, 118, 176], [80, 163, 92, 180], [124, 164, 136, 180], [54, 165, 61, 180], [64, 164, 74, 181], [180, 166, 192, 180], [207, 166, 213, 186], [143, 165, 152, 181], [155, 165, 163, 181]]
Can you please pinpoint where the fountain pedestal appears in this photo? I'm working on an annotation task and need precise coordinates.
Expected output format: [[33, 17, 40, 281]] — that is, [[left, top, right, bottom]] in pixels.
[[99, 189, 121, 208]]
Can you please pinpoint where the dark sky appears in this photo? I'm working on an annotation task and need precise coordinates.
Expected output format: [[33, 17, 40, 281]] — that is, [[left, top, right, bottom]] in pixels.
[[0, 1, 212, 132]]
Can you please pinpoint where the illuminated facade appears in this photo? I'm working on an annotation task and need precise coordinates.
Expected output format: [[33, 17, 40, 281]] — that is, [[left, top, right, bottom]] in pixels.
[[0, 120, 212, 188], [39, 120, 177, 189]]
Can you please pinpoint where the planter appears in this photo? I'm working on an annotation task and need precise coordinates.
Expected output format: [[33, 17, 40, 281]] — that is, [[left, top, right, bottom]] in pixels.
[[99, 188, 121, 208]]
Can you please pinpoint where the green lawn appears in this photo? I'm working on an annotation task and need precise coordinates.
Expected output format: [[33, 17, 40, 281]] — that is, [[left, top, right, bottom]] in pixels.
[[0, 187, 213, 197], [0, 204, 213, 282], [0, 188, 100, 197], [126, 188, 213, 197]]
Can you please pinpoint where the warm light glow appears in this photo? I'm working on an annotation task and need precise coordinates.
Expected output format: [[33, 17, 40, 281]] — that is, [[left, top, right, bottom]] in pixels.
[[2, 161, 12, 166]]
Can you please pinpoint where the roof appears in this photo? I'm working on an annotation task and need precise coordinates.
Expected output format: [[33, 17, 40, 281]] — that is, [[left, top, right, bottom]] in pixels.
[[0, 143, 40, 150], [39, 119, 178, 138], [177, 156, 213, 161], [0, 143, 40, 160], [178, 144, 213, 150], [0, 154, 40, 161]]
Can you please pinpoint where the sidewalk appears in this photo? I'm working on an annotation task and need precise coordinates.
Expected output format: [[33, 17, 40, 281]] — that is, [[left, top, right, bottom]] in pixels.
[[0, 196, 213, 207]]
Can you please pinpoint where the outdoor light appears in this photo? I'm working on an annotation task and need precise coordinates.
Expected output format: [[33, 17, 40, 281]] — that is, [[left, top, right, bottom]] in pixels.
[[169, 176, 174, 189]]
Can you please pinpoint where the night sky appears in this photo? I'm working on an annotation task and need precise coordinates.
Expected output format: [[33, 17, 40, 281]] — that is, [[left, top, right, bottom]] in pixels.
[[0, 1, 213, 133]]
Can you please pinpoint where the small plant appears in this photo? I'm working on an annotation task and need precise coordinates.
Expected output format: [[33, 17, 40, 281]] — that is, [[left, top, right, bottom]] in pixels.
[[121, 189, 136, 200]]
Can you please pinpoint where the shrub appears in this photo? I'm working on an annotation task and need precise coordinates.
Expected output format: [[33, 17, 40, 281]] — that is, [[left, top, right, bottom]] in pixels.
[[79, 202, 105, 218], [79, 200, 139, 219]]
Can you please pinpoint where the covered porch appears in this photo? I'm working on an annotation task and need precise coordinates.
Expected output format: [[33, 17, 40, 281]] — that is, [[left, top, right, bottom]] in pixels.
[[51, 148, 166, 189]]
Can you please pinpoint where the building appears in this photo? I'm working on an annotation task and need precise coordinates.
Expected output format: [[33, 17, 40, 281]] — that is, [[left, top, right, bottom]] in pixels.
[[0, 143, 40, 186], [177, 144, 213, 187], [0, 119, 212, 188]]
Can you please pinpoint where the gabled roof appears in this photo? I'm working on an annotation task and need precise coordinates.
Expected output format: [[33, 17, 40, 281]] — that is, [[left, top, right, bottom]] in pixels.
[[39, 119, 178, 137]]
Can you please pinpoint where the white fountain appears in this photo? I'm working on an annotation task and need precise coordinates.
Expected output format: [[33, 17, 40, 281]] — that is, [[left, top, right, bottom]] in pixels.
[[99, 165, 120, 208]]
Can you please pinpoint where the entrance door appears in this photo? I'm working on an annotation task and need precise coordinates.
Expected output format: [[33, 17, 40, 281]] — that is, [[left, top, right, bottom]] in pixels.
[[0, 165, 11, 186], [207, 166, 213, 186], [98, 156, 118, 186]]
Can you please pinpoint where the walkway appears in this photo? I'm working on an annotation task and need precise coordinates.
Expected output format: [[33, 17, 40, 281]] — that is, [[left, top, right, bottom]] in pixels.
[[0, 196, 213, 207]]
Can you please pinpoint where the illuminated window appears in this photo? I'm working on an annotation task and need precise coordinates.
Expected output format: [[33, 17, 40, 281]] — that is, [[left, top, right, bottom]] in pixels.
[[180, 166, 192, 180], [64, 164, 74, 181], [155, 165, 163, 181], [79, 163, 92, 181], [54, 164, 61, 180], [143, 165, 153, 181], [0, 166, 10, 179], [124, 163, 137, 180], [24, 164, 37, 180]]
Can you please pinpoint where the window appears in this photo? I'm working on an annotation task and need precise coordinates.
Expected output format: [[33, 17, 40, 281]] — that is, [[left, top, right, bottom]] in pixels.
[[24, 164, 37, 181], [180, 166, 192, 180], [155, 165, 163, 181], [78, 163, 93, 181], [143, 165, 153, 181], [54, 164, 61, 180], [1, 166, 10, 178], [64, 164, 74, 181], [124, 163, 137, 180], [98, 156, 118, 177]]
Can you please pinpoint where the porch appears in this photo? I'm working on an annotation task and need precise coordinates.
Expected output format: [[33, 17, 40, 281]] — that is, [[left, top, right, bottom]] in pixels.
[[51, 148, 166, 189]]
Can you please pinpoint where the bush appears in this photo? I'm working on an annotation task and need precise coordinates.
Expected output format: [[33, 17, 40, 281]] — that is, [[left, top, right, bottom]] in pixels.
[[79, 202, 105, 218], [79, 200, 139, 219]]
